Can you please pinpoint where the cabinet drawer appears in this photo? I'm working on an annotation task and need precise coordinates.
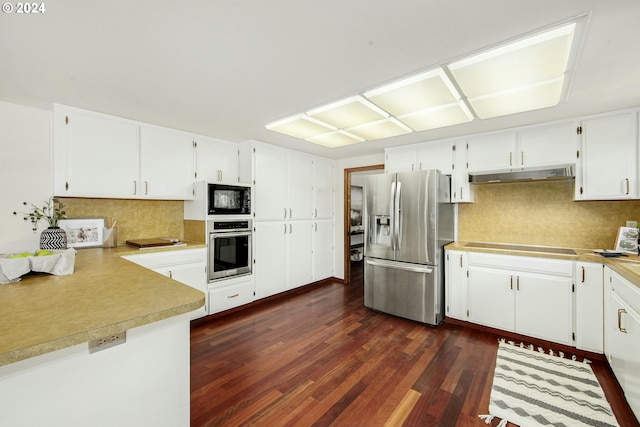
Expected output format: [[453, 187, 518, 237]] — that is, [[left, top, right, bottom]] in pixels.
[[209, 281, 254, 314], [468, 252, 573, 276]]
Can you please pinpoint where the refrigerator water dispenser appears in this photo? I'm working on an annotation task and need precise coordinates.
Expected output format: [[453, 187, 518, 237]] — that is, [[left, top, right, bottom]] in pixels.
[[371, 215, 392, 246]]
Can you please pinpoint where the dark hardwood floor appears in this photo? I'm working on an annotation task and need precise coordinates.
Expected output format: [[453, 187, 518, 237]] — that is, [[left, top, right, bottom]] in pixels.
[[190, 261, 639, 427]]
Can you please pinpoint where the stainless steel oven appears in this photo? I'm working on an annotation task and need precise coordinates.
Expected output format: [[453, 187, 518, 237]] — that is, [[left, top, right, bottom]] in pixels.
[[208, 219, 252, 282]]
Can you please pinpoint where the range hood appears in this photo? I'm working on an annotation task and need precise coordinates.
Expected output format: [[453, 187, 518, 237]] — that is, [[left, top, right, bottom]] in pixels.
[[469, 165, 575, 184]]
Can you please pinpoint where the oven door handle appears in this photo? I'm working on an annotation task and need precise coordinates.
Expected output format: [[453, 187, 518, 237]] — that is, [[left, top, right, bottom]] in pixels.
[[210, 231, 252, 239]]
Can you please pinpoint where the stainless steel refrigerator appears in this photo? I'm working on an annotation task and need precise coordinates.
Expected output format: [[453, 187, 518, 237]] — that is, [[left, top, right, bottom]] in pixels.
[[364, 170, 454, 325]]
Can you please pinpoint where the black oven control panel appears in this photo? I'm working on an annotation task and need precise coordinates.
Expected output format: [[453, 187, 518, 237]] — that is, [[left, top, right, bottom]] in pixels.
[[210, 220, 252, 232]]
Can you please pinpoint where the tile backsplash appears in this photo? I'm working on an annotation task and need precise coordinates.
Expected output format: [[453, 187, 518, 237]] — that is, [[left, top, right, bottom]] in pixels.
[[458, 180, 640, 249], [59, 198, 184, 245]]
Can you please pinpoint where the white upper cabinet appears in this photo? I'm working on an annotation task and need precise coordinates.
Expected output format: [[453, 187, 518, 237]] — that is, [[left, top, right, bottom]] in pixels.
[[575, 112, 638, 200], [450, 139, 473, 203], [385, 146, 417, 173], [140, 125, 195, 200], [518, 121, 578, 169], [287, 151, 314, 220], [466, 130, 517, 172], [195, 136, 239, 184], [253, 143, 288, 220], [312, 157, 334, 219], [416, 141, 454, 174], [53, 105, 140, 198], [53, 105, 196, 200]]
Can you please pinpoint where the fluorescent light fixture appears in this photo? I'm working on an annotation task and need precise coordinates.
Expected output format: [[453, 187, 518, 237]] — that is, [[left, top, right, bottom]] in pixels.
[[468, 77, 565, 119], [266, 114, 335, 139], [306, 130, 364, 148], [347, 117, 412, 141], [449, 22, 576, 117], [307, 96, 388, 129], [364, 68, 462, 117], [399, 101, 474, 131], [265, 17, 585, 147]]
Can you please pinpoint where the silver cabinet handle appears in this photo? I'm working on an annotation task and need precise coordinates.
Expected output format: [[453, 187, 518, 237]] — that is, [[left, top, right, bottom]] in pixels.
[[145, 181, 149, 195], [509, 152, 513, 166], [314, 208, 318, 218], [168, 271, 173, 279], [283, 208, 287, 219], [618, 308, 628, 333], [626, 178, 630, 195], [459, 254, 463, 268], [289, 208, 292, 218], [133, 180, 137, 195], [521, 151, 524, 166], [289, 224, 292, 234], [314, 223, 318, 231], [227, 293, 239, 299], [517, 276, 520, 291], [283, 224, 286, 234]]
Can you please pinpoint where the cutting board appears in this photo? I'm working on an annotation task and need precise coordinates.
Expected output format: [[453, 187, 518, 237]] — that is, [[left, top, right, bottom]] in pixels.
[[125, 238, 176, 249]]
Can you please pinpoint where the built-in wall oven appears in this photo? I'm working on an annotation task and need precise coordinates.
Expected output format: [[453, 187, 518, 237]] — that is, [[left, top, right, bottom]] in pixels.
[[207, 219, 252, 282]]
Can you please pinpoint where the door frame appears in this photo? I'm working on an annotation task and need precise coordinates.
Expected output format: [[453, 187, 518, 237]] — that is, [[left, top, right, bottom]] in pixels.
[[343, 164, 384, 283]]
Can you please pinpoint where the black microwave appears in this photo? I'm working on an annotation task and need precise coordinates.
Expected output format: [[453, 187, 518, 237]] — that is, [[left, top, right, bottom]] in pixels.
[[208, 183, 251, 215]]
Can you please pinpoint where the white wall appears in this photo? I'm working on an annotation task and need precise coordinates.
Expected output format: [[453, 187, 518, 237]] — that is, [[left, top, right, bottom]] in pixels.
[[333, 152, 385, 280], [0, 101, 52, 254]]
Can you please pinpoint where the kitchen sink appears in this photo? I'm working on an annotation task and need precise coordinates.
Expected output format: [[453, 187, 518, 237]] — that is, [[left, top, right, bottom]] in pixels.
[[465, 242, 577, 256]]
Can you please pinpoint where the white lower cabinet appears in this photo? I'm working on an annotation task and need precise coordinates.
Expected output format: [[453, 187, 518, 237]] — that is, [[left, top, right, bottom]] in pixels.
[[253, 221, 287, 299], [575, 262, 604, 353], [208, 275, 254, 314], [465, 252, 574, 345], [604, 267, 640, 420], [313, 220, 334, 282], [121, 248, 207, 320], [445, 250, 468, 320]]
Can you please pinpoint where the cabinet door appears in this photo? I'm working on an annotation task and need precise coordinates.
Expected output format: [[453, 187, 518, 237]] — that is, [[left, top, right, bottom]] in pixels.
[[253, 144, 288, 220], [416, 141, 454, 174], [468, 267, 515, 331], [196, 136, 239, 183], [450, 139, 473, 203], [312, 220, 334, 281], [287, 151, 313, 220], [575, 262, 604, 353], [518, 121, 578, 169], [467, 131, 517, 172], [446, 250, 468, 320], [312, 157, 334, 219], [140, 126, 195, 199], [165, 264, 208, 320], [53, 107, 139, 198], [578, 113, 638, 200], [253, 221, 287, 299], [385, 147, 416, 173], [609, 291, 640, 419], [287, 221, 313, 289], [515, 273, 573, 345]]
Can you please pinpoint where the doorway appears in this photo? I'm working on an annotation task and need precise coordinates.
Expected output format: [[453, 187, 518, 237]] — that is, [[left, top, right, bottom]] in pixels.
[[343, 164, 384, 283]]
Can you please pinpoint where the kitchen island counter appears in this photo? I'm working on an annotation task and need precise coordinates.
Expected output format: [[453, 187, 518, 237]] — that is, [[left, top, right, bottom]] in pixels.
[[0, 242, 206, 367]]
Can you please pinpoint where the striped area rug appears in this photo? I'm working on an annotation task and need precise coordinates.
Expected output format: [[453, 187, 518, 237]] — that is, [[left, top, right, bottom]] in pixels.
[[480, 340, 619, 427]]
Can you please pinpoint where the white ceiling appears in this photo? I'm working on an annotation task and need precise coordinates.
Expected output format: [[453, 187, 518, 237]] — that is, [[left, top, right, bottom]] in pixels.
[[2, 0, 639, 160]]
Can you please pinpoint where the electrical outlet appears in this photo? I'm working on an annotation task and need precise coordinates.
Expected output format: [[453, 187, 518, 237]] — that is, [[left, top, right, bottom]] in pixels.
[[626, 221, 638, 228], [89, 331, 126, 353]]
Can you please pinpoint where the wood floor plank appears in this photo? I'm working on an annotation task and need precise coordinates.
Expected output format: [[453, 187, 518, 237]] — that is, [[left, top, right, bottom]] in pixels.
[[190, 262, 639, 427]]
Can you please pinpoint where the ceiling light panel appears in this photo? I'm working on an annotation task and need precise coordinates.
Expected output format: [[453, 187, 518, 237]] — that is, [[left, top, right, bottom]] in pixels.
[[347, 118, 412, 141], [306, 130, 364, 148], [449, 23, 575, 98], [468, 77, 565, 119], [364, 69, 462, 117], [307, 96, 388, 129], [266, 115, 335, 139], [400, 102, 474, 131]]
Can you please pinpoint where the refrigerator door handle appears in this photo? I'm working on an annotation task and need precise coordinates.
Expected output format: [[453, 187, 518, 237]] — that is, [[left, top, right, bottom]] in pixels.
[[390, 181, 396, 250], [365, 258, 433, 274], [395, 181, 402, 251]]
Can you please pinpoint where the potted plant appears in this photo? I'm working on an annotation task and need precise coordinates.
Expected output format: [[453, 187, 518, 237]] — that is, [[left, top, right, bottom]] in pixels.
[[13, 197, 68, 250]]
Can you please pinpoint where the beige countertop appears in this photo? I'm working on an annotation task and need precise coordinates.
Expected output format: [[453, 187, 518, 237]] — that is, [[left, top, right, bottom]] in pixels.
[[0, 242, 206, 367], [446, 241, 640, 288]]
